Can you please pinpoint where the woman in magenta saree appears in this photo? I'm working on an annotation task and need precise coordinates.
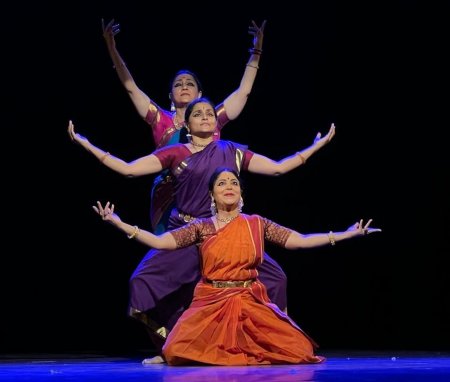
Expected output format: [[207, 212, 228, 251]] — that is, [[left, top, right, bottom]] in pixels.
[[101, 18, 266, 234]]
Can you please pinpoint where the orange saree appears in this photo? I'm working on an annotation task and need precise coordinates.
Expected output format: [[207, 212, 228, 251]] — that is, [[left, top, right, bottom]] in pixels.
[[162, 215, 325, 365]]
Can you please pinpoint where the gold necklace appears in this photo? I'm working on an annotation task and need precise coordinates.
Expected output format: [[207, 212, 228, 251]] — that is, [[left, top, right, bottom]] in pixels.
[[216, 214, 239, 223], [172, 114, 185, 130], [190, 140, 208, 148]]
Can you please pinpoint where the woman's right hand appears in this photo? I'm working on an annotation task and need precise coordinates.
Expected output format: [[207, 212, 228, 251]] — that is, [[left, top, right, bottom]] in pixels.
[[67, 120, 89, 147], [93, 201, 122, 225]]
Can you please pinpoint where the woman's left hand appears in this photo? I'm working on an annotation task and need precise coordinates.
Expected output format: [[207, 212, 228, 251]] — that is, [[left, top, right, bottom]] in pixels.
[[347, 219, 382, 236]]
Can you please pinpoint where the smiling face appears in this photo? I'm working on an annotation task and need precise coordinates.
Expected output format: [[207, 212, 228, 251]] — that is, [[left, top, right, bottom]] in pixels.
[[170, 73, 202, 107], [212, 171, 242, 210]]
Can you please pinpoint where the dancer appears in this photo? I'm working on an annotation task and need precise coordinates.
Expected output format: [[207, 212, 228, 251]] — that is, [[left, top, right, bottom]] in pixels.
[[68, 97, 335, 362], [102, 18, 266, 233], [92, 167, 381, 365]]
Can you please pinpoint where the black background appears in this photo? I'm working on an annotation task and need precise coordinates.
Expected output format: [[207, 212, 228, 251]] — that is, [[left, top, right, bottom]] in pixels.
[[4, 0, 449, 355]]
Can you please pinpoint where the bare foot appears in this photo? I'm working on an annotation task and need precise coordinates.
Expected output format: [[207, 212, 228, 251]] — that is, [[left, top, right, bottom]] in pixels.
[[142, 355, 165, 365]]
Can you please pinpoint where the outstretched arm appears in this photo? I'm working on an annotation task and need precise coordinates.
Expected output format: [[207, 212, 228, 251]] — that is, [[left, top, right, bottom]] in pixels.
[[285, 219, 382, 249], [102, 19, 151, 119], [93, 201, 178, 249], [247, 123, 336, 175], [68, 120, 163, 176], [222, 20, 266, 120]]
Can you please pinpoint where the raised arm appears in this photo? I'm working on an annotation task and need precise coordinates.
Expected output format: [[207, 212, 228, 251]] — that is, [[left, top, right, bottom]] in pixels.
[[222, 20, 266, 120], [93, 201, 177, 249], [102, 19, 151, 119], [247, 123, 336, 175], [284, 219, 381, 249], [68, 120, 162, 176]]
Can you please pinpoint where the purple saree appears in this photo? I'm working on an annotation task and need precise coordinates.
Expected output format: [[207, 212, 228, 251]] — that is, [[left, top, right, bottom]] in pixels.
[[128, 141, 288, 350]]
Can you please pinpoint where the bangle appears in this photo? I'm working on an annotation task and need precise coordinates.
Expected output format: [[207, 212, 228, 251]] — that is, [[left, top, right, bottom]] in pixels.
[[100, 152, 110, 163], [296, 152, 307, 164], [127, 225, 140, 239], [249, 48, 262, 55], [246, 64, 259, 69], [328, 231, 336, 246]]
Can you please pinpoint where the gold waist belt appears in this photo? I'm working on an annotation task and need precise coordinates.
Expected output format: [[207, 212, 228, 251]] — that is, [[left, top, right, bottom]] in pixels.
[[206, 279, 255, 288]]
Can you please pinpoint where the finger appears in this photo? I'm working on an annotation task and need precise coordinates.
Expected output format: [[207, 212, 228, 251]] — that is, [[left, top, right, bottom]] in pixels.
[[68, 121, 74, 139], [329, 124, 336, 139], [316, 132, 322, 140], [261, 20, 267, 31], [96, 201, 104, 215], [101, 18, 105, 31], [111, 204, 115, 213], [92, 206, 99, 214], [106, 18, 115, 29], [364, 219, 373, 229]]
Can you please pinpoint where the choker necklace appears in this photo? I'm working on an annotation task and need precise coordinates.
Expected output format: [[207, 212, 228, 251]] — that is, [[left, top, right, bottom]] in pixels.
[[190, 140, 209, 148], [216, 214, 239, 223]]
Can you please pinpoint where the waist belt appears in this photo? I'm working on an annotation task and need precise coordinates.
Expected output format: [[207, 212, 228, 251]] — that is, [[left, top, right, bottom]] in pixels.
[[206, 279, 255, 288], [178, 211, 195, 223]]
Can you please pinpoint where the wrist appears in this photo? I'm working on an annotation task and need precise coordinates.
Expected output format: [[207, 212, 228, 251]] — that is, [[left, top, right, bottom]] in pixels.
[[296, 152, 307, 165], [249, 48, 262, 55], [328, 231, 336, 246], [127, 225, 140, 239]]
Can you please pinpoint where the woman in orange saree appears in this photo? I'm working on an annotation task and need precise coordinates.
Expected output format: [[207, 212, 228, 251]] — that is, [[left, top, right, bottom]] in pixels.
[[93, 167, 381, 365]]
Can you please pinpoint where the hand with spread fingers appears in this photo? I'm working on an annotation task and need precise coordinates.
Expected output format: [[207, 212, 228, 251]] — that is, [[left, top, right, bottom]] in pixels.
[[249, 19, 266, 52], [92, 201, 121, 225], [346, 219, 382, 237]]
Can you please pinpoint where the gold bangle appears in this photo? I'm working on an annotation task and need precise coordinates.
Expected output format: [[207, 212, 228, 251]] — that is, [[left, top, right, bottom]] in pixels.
[[328, 231, 336, 246], [296, 152, 306, 164], [246, 64, 259, 69], [100, 152, 110, 163], [127, 225, 140, 239]]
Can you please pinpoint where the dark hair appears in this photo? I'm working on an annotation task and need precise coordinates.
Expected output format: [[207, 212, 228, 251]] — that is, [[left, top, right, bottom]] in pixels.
[[208, 167, 243, 192], [184, 97, 218, 123], [170, 69, 203, 93]]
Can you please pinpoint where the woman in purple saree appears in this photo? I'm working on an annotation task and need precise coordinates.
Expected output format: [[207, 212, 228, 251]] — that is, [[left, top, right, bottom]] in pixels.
[[68, 97, 336, 362]]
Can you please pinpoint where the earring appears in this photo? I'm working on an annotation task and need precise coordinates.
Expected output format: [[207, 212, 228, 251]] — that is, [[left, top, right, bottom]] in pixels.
[[210, 197, 217, 216], [185, 127, 192, 139], [238, 197, 244, 213], [170, 102, 176, 112]]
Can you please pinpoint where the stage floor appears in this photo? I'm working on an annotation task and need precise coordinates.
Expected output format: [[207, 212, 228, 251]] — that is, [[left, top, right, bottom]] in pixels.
[[1, 351, 449, 381]]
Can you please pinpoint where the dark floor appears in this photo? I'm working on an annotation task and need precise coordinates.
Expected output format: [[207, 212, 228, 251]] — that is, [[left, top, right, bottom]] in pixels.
[[1, 351, 449, 381]]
